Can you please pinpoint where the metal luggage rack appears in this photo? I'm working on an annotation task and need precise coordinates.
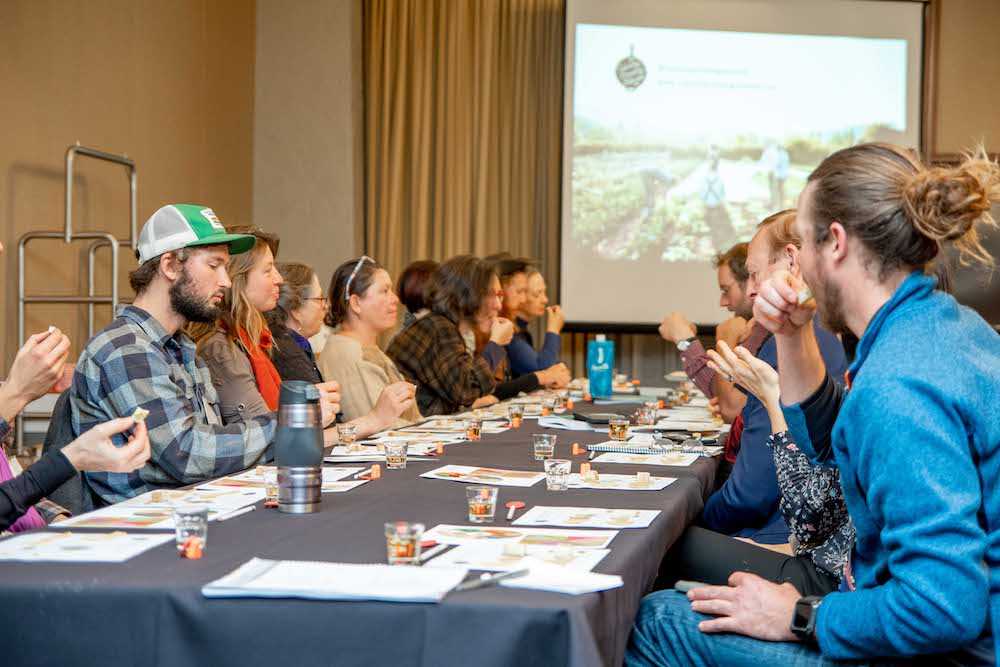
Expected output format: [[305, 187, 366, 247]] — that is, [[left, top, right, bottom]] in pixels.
[[14, 143, 137, 454]]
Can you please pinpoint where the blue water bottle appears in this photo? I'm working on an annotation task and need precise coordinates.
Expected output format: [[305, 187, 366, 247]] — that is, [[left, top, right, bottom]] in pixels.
[[587, 335, 614, 399]]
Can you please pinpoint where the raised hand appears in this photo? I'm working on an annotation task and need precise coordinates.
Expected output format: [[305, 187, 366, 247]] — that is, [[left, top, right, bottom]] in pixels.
[[753, 270, 816, 336]]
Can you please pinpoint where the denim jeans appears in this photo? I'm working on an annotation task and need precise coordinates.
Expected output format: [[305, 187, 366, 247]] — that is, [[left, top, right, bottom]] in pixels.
[[625, 589, 867, 667]]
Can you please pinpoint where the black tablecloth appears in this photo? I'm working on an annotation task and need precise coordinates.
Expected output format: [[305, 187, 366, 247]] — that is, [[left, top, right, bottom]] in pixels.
[[1, 413, 717, 667]]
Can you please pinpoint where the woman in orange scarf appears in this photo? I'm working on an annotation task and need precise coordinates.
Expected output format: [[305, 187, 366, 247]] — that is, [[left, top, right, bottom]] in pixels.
[[190, 227, 338, 426]]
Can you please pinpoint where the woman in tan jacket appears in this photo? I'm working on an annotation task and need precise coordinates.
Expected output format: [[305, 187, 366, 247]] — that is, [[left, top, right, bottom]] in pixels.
[[317, 257, 421, 426]]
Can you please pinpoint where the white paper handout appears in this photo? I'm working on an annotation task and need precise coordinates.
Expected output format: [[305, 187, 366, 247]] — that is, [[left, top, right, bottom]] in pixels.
[[420, 465, 545, 487], [498, 562, 624, 595], [424, 541, 609, 573], [591, 452, 700, 467], [654, 418, 720, 432], [60, 486, 264, 529], [566, 472, 676, 491], [421, 524, 618, 549], [0, 531, 174, 562], [202, 558, 468, 603], [198, 466, 366, 493], [536, 416, 596, 431], [325, 444, 437, 463], [513, 506, 660, 529]]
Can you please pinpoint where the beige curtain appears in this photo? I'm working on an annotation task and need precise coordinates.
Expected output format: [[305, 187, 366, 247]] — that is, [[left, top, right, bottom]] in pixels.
[[363, 0, 564, 284]]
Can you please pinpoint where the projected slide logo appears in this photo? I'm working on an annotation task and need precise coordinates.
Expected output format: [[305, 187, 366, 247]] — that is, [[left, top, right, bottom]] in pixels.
[[615, 45, 646, 91]]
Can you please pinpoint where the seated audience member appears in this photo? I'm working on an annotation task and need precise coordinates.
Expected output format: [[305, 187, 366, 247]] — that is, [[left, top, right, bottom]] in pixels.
[[316, 256, 420, 426], [265, 262, 327, 383], [692, 341, 852, 596], [659, 241, 770, 479], [627, 144, 1000, 666], [190, 228, 339, 428], [396, 259, 438, 326], [489, 256, 570, 392], [507, 265, 564, 376], [386, 255, 503, 415], [0, 326, 151, 530], [698, 211, 847, 544], [71, 205, 280, 504], [659, 242, 766, 422]]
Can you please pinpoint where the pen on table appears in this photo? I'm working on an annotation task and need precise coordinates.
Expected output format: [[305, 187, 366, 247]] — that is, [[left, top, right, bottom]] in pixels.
[[216, 506, 255, 522], [353, 466, 374, 479], [454, 568, 530, 592], [418, 543, 449, 563]]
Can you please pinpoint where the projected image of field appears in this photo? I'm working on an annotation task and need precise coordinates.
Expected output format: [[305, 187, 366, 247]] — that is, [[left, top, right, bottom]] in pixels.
[[567, 25, 910, 262], [572, 137, 869, 262]]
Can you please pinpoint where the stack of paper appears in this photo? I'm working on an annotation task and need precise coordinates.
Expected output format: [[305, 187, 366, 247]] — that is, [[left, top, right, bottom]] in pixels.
[[202, 558, 468, 603]]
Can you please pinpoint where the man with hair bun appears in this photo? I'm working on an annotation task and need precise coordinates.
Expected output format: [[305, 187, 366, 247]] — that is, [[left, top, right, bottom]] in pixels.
[[627, 144, 1000, 665]]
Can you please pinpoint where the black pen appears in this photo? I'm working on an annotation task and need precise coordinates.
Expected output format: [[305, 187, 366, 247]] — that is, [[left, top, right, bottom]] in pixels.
[[454, 568, 530, 592]]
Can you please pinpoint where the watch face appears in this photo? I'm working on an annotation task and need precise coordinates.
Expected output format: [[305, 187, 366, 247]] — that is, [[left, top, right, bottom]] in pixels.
[[792, 600, 812, 631]]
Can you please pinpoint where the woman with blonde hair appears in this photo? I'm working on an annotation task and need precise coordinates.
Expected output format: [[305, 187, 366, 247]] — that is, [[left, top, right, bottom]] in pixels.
[[191, 228, 339, 428]]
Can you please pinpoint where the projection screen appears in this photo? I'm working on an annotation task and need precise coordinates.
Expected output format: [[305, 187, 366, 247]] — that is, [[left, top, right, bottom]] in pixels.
[[560, 0, 924, 326]]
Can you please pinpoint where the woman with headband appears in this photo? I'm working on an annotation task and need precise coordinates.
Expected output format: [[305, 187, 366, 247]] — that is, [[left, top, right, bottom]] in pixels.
[[317, 256, 420, 426]]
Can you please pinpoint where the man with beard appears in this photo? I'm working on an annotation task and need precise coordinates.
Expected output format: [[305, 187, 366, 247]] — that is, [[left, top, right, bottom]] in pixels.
[[71, 205, 280, 504], [696, 212, 846, 546], [626, 144, 1000, 666]]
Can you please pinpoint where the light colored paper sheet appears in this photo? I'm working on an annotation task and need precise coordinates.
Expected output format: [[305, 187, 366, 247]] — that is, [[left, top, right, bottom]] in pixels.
[[421, 524, 618, 549], [61, 485, 263, 529], [199, 466, 366, 493], [591, 452, 700, 467], [0, 531, 174, 562], [424, 541, 609, 572], [498, 563, 624, 595], [537, 416, 596, 431], [513, 506, 660, 529], [420, 465, 545, 488], [654, 418, 720, 432], [203, 558, 468, 603], [566, 472, 676, 491]]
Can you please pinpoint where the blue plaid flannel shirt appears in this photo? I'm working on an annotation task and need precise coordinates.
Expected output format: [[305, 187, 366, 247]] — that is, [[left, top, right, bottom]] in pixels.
[[71, 306, 275, 504]]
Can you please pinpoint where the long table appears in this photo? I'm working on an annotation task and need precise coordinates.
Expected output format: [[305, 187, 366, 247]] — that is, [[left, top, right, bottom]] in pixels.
[[1, 402, 717, 667]]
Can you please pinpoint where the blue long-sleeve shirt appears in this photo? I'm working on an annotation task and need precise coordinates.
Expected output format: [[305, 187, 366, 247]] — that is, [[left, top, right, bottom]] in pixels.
[[700, 320, 847, 544], [783, 271, 999, 663], [507, 318, 561, 377]]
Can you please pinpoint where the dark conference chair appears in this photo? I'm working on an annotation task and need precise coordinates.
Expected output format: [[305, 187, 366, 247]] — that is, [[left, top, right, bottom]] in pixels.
[[41, 391, 97, 515]]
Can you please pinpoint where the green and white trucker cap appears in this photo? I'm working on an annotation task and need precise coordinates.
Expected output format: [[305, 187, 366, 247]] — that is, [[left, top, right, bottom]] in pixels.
[[136, 204, 256, 264]]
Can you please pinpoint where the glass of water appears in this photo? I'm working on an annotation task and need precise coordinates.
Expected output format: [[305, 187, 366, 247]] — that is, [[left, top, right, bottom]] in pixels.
[[544, 459, 571, 491]]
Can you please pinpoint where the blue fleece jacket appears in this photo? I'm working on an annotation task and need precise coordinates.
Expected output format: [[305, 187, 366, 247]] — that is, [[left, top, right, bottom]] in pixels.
[[700, 320, 847, 543], [507, 318, 561, 377], [783, 271, 1000, 662]]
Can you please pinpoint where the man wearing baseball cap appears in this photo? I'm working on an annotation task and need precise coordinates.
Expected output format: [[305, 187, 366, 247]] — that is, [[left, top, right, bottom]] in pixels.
[[70, 204, 277, 503]]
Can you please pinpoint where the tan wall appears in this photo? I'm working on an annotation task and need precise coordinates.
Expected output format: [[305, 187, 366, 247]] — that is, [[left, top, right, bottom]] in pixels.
[[253, 0, 363, 292], [0, 0, 256, 367], [933, 0, 1000, 155]]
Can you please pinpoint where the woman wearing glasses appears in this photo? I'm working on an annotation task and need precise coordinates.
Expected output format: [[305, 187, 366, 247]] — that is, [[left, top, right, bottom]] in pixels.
[[317, 256, 421, 426], [264, 262, 327, 383]]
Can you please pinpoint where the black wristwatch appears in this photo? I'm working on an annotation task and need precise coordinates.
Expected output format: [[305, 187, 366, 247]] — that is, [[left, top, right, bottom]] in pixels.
[[790, 596, 823, 641]]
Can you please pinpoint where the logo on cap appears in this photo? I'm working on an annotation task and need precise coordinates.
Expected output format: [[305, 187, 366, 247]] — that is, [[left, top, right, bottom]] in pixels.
[[200, 208, 225, 231]]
